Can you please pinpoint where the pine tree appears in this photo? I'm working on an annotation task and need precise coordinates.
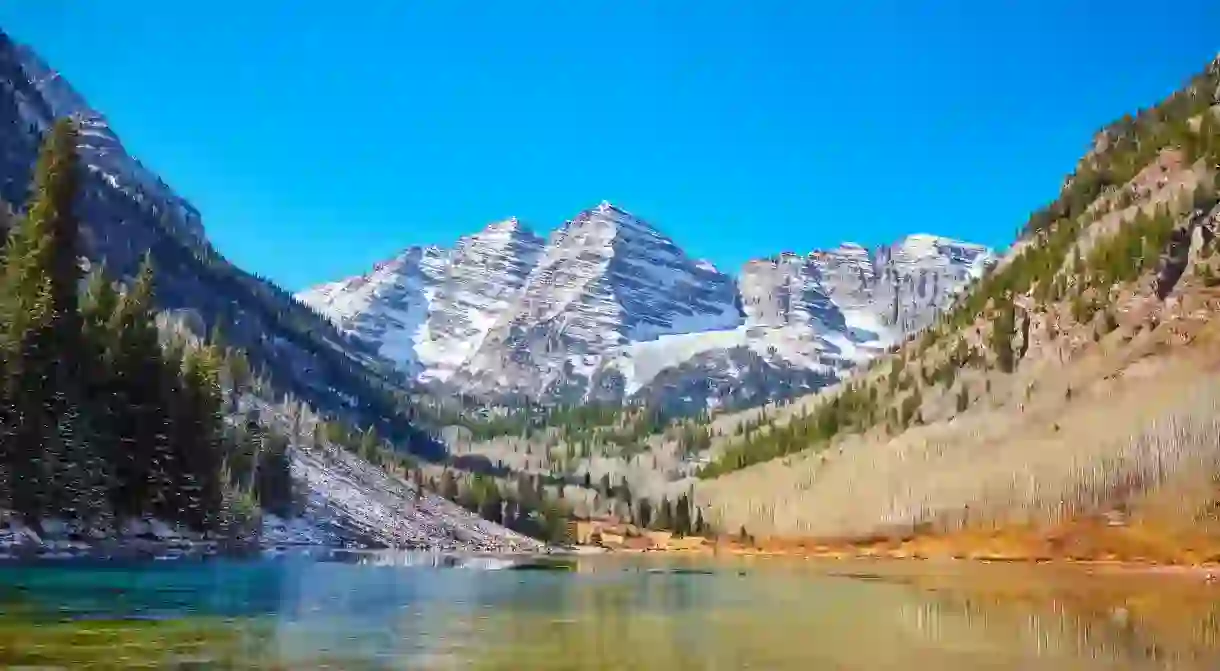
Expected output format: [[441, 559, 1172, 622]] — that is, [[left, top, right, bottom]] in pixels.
[[440, 470, 459, 501], [656, 496, 672, 530], [36, 120, 93, 524], [674, 495, 692, 536], [358, 427, 378, 461], [991, 298, 1016, 373], [108, 257, 174, 519], [36, 121, 85, 356], [0, 118, 89, 525], [636, 497, 652, 529], [618, 476, 632, 503], [0, 258, 55, 521], [254, 431, 294, 519], [45, 390, 108, 529], [167, 345, 225, 531], [479, 481, 504, 524], [81, 266, 120, 474]]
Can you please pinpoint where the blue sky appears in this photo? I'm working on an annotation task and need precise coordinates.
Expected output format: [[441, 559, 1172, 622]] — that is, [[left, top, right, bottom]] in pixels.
[[2, 2, 1218, 290]]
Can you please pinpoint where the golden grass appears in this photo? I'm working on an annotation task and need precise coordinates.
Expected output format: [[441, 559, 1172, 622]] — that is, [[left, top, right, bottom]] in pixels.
[[699, 311, 1220, 558]]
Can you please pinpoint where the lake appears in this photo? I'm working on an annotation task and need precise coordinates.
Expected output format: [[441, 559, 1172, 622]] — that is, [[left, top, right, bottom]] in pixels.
[[3, 552, 1220, 669]]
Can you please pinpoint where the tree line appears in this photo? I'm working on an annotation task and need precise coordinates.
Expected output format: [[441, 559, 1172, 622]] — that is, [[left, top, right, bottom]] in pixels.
[[433, 469, 572, 543]]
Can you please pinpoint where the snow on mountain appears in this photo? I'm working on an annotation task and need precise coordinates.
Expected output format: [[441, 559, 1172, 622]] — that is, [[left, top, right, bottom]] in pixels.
[[740, 251, 846, 331], [592, 234, 994, 408], [828, 233, 994, 335], [297, 246, 449, 377], [416, 217, 545, 382], [300, 205, 994, 411], [452, 201, 743, 399], [297, 219, 546, 383]]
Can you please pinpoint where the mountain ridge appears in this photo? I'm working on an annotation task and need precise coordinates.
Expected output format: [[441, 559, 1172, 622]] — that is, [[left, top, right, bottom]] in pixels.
[[298, 201, 995, 412]]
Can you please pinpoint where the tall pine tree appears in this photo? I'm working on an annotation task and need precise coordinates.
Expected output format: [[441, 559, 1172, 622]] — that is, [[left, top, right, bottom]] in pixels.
[[0, 118, 99, 526], [0, 117, 299, 535], [108, 257, 174, 519]]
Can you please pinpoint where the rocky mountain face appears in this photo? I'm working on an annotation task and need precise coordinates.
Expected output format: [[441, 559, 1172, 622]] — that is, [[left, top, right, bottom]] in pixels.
[[0, 31, 414, 445], [296, 245, 451, 380], [450, 202, 743, 402], [605, 235, 995, 413], [299, 218, 548, 384], [301, 201, 995, 413], [0, 31, 538, 550]]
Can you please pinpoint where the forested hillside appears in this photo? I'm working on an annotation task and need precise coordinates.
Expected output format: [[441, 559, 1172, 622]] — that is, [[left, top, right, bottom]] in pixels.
[[0, 29, 440, 463], [0, 119, 294, 538], [688, 55, 1220, 559]]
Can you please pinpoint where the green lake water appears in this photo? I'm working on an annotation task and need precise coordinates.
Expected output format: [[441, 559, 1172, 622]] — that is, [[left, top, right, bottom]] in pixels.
[[3, 552, 1220, 669]]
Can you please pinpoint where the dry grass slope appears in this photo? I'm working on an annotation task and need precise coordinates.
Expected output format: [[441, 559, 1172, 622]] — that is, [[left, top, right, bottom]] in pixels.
[[696, 96, 1220, 556], [699, 342, 1220, 541]]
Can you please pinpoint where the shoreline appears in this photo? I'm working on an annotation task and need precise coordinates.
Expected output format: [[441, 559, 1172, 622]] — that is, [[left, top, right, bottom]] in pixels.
[[587, 544, 1220, 579], [577, 520, 1220, 579], [0, 510, 548, 562]]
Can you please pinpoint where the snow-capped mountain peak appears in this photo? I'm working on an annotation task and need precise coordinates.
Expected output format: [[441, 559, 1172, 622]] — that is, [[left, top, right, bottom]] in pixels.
[[444, 203, 742, 398], [482, 215, 530, 237], [415, 217, 545, 381], [298, 217, 548, 383], [297, 205, 992, 411], [888, 233, 993, 274], [296, 246, 448, 375]]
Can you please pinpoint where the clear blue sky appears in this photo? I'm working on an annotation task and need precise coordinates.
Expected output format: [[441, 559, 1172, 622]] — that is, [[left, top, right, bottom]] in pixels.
[[2, 2, 1218, 290]]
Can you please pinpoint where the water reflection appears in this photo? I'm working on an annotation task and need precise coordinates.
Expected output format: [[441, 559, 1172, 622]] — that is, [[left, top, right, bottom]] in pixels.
[[2, 556, 1220, 669], [891, 569, 1220, 669]]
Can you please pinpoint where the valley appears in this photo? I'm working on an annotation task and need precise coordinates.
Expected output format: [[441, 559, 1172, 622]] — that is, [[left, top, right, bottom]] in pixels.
[[3, 2, 1220, 668], [0, 30, 538, 556], [0, 13, 1219, 573], [336, 50, 1220, 567]]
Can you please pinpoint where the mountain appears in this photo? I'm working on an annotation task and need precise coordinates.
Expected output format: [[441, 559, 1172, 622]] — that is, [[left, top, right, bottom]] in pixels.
[[0, 31, 402, 441], [685, 54, 1220, 560], [296, 245, 451, 380], [0, 30, 537, 552], [298, 217, 547, 384], [592, 234, 995, 413], [444, 56, 1220, 548], [450, 202, 745, 403], [300, 203, 994, 412]]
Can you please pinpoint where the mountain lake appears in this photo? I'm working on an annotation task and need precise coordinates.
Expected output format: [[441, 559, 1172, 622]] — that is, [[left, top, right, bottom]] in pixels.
[[3, 552, 1220, 669]]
